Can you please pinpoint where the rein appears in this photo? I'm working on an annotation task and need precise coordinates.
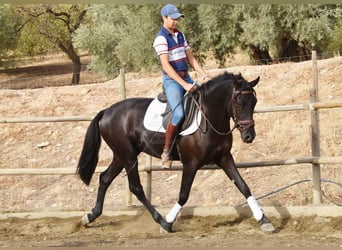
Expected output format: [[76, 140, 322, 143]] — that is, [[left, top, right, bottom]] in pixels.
[[190, 88, 256, 136]]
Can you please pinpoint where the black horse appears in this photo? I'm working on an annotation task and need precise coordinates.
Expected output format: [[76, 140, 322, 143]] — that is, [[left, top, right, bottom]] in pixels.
[[76, 72, 275, 233]]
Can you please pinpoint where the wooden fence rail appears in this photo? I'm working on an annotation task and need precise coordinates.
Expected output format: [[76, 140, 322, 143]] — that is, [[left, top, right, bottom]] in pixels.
[[1, 156, 341, 176]]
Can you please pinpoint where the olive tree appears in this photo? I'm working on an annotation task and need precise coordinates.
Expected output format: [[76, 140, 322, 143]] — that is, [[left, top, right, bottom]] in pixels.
[[12, 4, 87, 84]]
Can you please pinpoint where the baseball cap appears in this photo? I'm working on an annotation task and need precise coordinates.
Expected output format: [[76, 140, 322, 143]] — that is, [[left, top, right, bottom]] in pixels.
[[161, 4, 184, 19]]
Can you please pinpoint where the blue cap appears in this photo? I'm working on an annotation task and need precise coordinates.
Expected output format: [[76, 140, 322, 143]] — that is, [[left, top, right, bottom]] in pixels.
[[161, 4, 184, 19]]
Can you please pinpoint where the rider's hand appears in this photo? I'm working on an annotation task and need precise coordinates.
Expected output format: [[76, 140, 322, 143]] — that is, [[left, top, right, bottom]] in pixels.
[[199, 75, 211, 84], [202, 75, 211, 81], [183, 82, 196, 93]]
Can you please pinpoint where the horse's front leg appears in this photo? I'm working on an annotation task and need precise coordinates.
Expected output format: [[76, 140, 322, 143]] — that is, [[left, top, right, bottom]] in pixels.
[[162, 165, 198, 232], [217, 154, 276, 233]]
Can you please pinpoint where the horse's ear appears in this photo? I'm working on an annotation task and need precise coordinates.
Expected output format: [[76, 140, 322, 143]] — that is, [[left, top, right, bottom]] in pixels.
[[250, 76, 260, 87]]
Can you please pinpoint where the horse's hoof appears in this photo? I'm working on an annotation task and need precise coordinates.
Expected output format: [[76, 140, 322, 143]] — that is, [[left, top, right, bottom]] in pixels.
[[160, 226, 170, 234], [81, 214, 90, 226], [260, 222, 276, 233], [160, 225, 175, 233], [159, 221, 174, 233]]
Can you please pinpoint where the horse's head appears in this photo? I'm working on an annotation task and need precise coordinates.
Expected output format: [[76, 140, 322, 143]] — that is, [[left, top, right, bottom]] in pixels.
[[231, 74, 259, 143]]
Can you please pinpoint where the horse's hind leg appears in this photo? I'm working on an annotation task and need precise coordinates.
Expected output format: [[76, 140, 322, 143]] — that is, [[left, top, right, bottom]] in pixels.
[[82, 159, 123, 225], [217, 154, 275, 233], [125, 160, 173, 232]]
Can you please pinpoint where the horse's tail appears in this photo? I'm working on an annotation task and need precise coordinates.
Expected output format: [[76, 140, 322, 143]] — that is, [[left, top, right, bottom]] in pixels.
[[76, 109, 105, 185]]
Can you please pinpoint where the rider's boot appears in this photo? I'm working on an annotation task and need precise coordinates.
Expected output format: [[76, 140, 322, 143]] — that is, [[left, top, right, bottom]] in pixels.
[[161, 122, 178, 169]]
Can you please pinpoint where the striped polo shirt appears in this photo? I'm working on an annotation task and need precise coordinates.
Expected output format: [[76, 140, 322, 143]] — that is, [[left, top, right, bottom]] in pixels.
[[153, 26, 190, 74]]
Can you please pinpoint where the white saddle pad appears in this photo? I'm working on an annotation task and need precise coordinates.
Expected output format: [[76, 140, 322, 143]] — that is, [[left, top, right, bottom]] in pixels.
[[143, 98, 201, 136]]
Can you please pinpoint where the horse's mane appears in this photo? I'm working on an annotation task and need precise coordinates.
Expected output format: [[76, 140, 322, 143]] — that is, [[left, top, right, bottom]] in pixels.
[[211, 71, 235, 82], [199, 71, 239, 92]]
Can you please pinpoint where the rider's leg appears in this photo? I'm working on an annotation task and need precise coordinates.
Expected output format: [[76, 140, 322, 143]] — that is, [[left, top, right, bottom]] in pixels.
[[161, 75, 186, 168]]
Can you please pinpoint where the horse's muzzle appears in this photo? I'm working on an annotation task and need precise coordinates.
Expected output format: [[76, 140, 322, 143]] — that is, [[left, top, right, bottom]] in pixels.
[[241, 129, 256, 143], [238, 120, 255, 143]]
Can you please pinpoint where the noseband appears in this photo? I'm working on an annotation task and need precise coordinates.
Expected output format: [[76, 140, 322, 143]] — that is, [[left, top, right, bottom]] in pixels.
[[231, 89, 256, 132]]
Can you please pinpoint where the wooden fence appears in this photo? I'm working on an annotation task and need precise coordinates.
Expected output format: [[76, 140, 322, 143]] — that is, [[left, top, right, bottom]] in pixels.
[[1, 52, 341, 206]]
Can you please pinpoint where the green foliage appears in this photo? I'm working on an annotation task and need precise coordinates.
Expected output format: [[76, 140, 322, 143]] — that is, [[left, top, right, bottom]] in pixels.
[[4, 4, 341, 76], [10, 4, 87, 59], [237, 5, 278, 56], [176, 4, 204, 62], [74, 5, 163, 77], [329, 15, 342, 51], [234, 4, 340, 60], [75, 4, 235, 77], [197, 4, 239, 66], [0, 5, 18, 66], [114, 5, 161, 72], [289, 5, 334, 50], [73, 5, 123, 76]]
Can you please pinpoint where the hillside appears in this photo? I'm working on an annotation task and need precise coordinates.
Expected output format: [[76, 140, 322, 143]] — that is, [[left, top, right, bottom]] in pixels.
[[0, 56, 341, 213]]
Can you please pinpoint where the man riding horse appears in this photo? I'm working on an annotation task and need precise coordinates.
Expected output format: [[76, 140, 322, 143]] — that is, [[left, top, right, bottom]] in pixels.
[[153, 4, 210, 168]]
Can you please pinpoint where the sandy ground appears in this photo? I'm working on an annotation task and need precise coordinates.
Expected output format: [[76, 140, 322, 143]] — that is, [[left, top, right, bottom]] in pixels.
[[0, 55, 341, 247], [0, 212, 341, 247]]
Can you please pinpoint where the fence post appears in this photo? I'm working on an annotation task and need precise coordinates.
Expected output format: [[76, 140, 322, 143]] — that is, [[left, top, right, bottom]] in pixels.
[[120, 68, 132, 207], [310, 51, 322, 205], [120, 68, 126, 100], [145, 155, 152, 202]]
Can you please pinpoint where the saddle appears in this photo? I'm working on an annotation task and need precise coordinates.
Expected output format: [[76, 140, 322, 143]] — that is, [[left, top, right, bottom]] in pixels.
[[143, 90, 202, 136], [157, 90, 200, 131]]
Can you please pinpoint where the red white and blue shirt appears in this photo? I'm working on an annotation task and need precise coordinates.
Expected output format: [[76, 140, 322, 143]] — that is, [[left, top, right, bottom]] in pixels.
[[153, 26, 190, 74]]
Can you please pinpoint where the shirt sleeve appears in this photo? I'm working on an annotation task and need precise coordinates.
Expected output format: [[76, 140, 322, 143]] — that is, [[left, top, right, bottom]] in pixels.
[[153, 36, 168, 56]]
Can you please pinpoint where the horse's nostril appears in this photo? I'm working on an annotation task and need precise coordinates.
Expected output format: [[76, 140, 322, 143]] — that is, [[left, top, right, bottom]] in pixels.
[[243, 134, 254, 143]]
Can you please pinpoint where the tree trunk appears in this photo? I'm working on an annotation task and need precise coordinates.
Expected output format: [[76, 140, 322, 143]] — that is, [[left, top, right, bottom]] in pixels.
[[68, 44, 81, 85], [249, 45, 272, 65], [58, 41, 82, 85], [71, 60, 81, 85], [277, 38, 311, 62]]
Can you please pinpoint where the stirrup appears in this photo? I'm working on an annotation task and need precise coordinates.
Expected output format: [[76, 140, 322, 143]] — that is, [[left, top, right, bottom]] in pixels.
[[161, 152, 172, 169]]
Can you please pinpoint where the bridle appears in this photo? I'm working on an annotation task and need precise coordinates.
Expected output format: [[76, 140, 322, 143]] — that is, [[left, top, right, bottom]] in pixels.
[[231, 89, 256, 133], [191, 87, 256, 136]]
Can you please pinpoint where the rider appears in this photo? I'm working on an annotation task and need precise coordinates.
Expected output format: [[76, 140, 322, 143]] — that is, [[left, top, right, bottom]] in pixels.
[[153, 4, 210, 168]]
